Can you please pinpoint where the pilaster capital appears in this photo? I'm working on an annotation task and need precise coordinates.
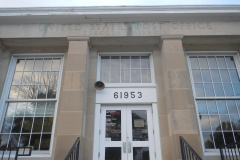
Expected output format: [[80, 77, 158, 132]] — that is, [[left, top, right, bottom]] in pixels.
[[67, 36, 91, 47], [159, 35, 184, 49]]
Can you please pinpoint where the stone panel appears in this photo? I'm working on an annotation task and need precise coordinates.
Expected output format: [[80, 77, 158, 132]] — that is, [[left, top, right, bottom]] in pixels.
[[63, 71, 84, 91], [168, 69, 191, 89], [60, 90, 84, 111], [57, 111, 83, 135], [172, 110, 198, 134], [169, 89, 194, 110], [65, 54, 87, 71]]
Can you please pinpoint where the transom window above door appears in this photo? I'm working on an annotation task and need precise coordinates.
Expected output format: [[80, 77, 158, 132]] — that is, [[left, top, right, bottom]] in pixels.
[[100, 55, 152, 83]]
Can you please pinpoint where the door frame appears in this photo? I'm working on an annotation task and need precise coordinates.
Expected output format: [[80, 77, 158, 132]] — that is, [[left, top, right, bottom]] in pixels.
[[93, 103, 162, 160]]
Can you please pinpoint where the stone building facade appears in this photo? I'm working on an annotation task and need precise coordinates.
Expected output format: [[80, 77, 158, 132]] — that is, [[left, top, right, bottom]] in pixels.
[[0, 5, 240, 160]]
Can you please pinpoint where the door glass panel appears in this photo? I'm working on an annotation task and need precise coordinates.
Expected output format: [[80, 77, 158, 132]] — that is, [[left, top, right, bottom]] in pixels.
[[132, 110, 148, 141], [133, 147, 150, 160], [106, 110, 121, 141], [105, 147, 121, 160]]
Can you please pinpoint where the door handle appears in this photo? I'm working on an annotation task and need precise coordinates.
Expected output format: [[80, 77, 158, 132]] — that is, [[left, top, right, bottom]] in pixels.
[[123, 142, 126, 153], [128, 142, 131, 153]]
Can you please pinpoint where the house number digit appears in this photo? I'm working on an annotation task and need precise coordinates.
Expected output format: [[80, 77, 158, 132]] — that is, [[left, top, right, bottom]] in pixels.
[[113, 92, 142, 99]]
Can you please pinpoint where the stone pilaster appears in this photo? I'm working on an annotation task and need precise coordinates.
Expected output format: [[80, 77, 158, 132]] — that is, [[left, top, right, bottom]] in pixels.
[[160, 35, 202, 159], [53, 37, 89, 160]]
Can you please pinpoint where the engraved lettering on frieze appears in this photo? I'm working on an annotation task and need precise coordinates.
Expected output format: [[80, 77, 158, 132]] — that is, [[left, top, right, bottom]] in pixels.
[[38, 22, 212, 36], [170, 22, 212, 30]]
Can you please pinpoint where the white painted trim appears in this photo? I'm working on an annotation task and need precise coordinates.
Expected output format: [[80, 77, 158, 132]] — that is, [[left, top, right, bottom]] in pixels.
[[93, 104, 101, 160], [152, 103, 162, 160]]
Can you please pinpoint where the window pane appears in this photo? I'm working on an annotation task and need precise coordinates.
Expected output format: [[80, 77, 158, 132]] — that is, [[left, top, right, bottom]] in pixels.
[[131, 56, 140, 69], [202, 70, 212, 82], [213, 132, 224, 148], [217, 100, 227, 114], [106, 110, 121, 141], [32, 117, 43, 132], [110, 69, 120, 83], [210, 116, 221, 131], [208, 57, 218, 68], [227, 100, 238, 114], [1, 117, 13, 133], [204, 84, 215, 96], [42, 59, 52, 71], [105, 147, 121, 160], [121, 56, 130, 69], [30, 134, 41, 150], [220, 115, 232, 131], [217, 57, 227, 68], [211, 70, 221, 82], [131, 69, 141, 83], [121, 69, 130, 83], [22, 117, 33, 133], [203, 132, 214, 149], [141, 56, 150, 68], [199, 57, 209, 68], [195, 83, 205, 97], [40, 134, 51, 150], [142, 69, 151, 83], [33, 59, 43, 71], [133, 147, 149, 160], [12, 72, 23, 85], [189, 57, 200, 69], [225, 56, 236, 68], [24, 60, 34, 71], [19, 134, 30, 147], [52, 59, 61, 71], [192, 70, 202, 82], [12, 117, 23, 133], [42, 117, 53, 132], [200, 116, 211, 131], [15, 59, 25, 71], [197, 100, 208, 114], [214, 84, 224, 96], [111, 56, 120, 69]]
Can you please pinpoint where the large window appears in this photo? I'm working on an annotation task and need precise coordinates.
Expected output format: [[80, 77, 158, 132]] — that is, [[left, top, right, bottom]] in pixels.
[[100, 55, 152, 83], [188, 54, 240, 151], [0, 55, 63, 151]]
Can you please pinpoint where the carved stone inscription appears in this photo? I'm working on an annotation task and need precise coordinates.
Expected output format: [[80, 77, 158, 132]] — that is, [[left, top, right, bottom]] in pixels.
[[39, 22, 212, 37]]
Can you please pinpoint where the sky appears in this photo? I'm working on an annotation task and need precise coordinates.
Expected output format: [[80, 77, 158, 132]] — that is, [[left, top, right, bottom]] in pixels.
[[1, 0, 240, 8]]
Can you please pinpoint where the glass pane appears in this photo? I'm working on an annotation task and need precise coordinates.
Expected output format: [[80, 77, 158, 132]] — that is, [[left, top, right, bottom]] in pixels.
[[40, 134, 51, 150], [18, 85, 29, 99], [213, 132, 224, 148], [52, 59, 61, 71], [15, 59, 25, 71], [101, 69, 110, 83], [42, 117, 53, 132], [227, 100, 238, 114], [24, 60, 34, 71], [197, 100, 208, 114], [133, 147, 150, 160], [217, 57, 227, 68], [189, 57, 199, 69], [131, 69, 141, 83], [12, 117, 23, 133], [204, 84, 215, 96], [223, 83, 234, 96], [1, 117, 13, 133], [9, 134, 20, 148], [229, 70, 240, 82], [220, 70, 231, 82], [12, 72, 23, 85], [230, 115, 240, 130], [234, 132, 240, 143], [207, 100, 217, 114], [101, 56, 110, 69], [210, 116, 221, 131], [141, 56, 150, 68], [121, 56, 130, 69], [106, 110, 121, 141], [225, 56, 236, 68], [223, 132, 235, 144], [132, 110, 148, 141], [200, 116, 211, 131], [32, 117, 43, 132], [47, 85, 57, 98], [220, 115, 232, 131], [30, 134, 41, 150], [6, 103, 17, 117], [214, 84, 225, 96], [31, 72, 41, 84], [194, 83, 205, 97], [34, 59, 43, 71], [19, 134, 30, 147], [15, 103, 26, 116], [233, 83, 240, 96], [49, 72, 59, 85], [192, 70, 202, 82], [45, 102, 55, 116], [9, 86, 19, 99], [27, 85, 38, 99], [35, 102, 46, 116], [208, 57, 218, 68], [131, 56, 140, 69], [105, 147, 121, 160], [25, 102, 36, 116], [121, 69, 130, 83], [110, 69, 120, 83], [203, 132, 214, 149], [111, 56, 120, 69], [0, 134, 10, 148], [199, 57, 208, 68], [202, 70, 212, 82], [37, 85, 47, 99], [22, 117, 33, 133], [217, 100, 227, 114], [42, 59, 52, 71], [22, 72, 32, 84], [141, 69, 151, 83], [210, 70, 221, 82]]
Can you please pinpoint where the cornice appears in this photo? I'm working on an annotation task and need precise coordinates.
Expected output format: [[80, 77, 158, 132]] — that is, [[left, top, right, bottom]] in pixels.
[[0, 5, 240, 24]]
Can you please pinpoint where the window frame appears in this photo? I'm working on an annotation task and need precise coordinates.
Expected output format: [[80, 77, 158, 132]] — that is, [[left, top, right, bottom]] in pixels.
[[97, 52, 155, 87], [187, 51, 240, 155], [0, 53, 64, 155]]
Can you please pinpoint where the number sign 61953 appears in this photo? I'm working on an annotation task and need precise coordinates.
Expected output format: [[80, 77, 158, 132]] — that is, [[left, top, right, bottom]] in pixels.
[[114, 92, 142, 99]]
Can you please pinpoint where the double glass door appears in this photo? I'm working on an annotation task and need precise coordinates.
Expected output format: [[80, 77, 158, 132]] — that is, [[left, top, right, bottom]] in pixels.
[[100, 106, 155, 160]]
